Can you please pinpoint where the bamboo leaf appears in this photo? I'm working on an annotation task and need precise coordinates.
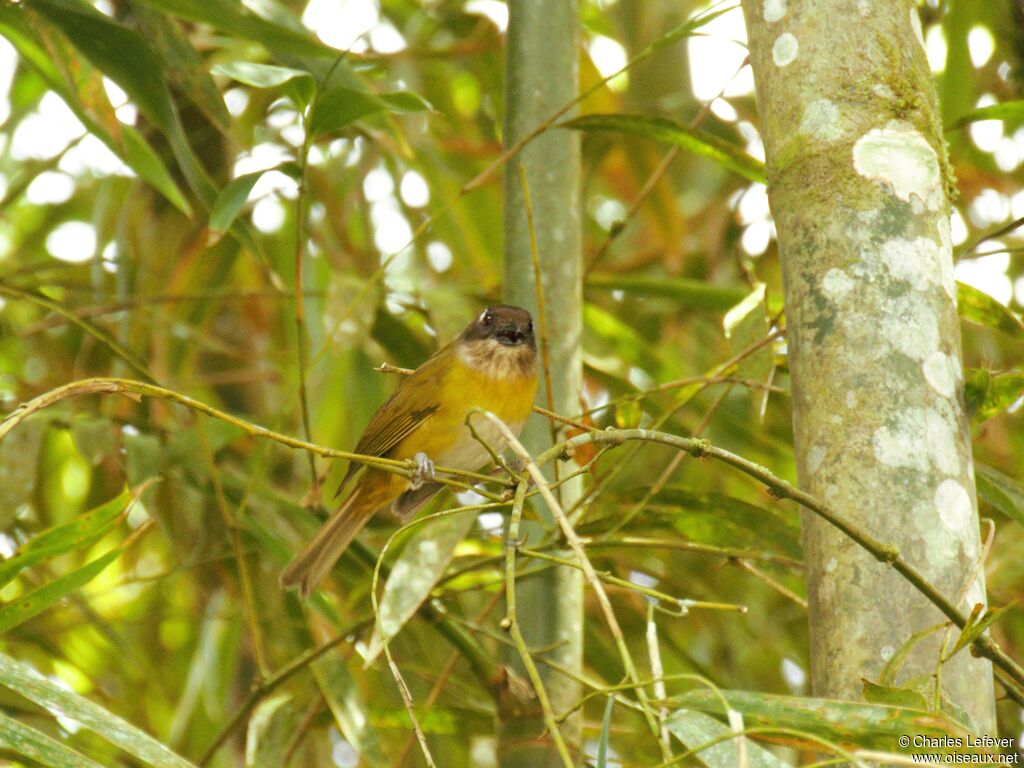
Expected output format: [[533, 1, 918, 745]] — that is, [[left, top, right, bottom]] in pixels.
[[131, 0, 338, 59], [0, 414, 48, 530], [70, 417, 115, 467], [311, 655, 385, 763], [30, 0, 175, 128], [29, 0, 215, 209], [949, 603, 1014, 657], [975, 463, 1024, 528], [666, 709, 790, 768], [310, 87, 431, 139], [0, 548, 124, 634], [952, 100, 1024, 127], [212, 62, 315, 108], [0, 652, 197, 768], [861, 679, 929, 710], [0, 490, 131, 589], [972, 372, 1024, 422], [673, 689, 968, 752], [131, 1, 233, 138], [654, 5, 739, 51], [209, 172, 266, 234], [957, 281, 1024, 338], [653, 487, 802, 559], [0, 7, 190, 213], [587, 272, 748, 311], [963, 367, 990, 417], [122, 125, 192, 215], [563, 114, 765, 183], [0, 712, 105, 768], [365, 511, 476, 663], [244, 694, 296, 768]]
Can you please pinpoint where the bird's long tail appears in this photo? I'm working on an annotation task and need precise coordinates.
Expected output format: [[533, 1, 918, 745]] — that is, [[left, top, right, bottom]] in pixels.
[[280, 487, 377, 598]]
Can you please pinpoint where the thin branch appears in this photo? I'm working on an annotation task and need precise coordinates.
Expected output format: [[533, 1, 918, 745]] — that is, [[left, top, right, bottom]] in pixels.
[[198, 620, 372, 766], [486, 412, 670, 759], [518, 163, 560, 459], [732, 559, 808, 609], [10, 375, 1020, 708], [518, 547, 746, 613], [197, 421, 270, 678], [537, 428, 1024, 704], [503, 480, 575, 767], [585, 55, 751, 276], [0, 378, 501, 493], [0, 283, 156, 383], [389, 590, 504, 768]]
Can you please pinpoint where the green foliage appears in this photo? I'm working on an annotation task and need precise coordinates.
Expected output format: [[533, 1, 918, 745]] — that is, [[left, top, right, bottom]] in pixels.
[[564, 113, 767, 183]]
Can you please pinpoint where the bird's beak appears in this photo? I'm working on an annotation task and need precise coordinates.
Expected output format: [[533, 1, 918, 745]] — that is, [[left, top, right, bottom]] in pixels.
[[494, 324, 526, 346]]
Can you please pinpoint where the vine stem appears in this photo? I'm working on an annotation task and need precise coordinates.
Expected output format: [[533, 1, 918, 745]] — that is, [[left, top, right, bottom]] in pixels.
[[485, 412, 670, 759], [503, 480, 575, 767]]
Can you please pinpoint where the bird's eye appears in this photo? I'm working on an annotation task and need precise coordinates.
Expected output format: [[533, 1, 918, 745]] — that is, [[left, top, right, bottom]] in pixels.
[[526, 320, 533, 333], [479, 310, 493, 326]]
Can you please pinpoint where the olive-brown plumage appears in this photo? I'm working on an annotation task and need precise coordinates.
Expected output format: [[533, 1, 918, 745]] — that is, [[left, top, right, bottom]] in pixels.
[[281, 305, 538, 596]]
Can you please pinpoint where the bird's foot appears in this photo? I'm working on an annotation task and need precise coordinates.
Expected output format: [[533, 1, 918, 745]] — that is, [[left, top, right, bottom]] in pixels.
[[410, 452, 435, 490]]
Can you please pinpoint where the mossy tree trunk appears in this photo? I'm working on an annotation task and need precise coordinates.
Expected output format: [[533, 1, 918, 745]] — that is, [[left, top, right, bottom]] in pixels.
[[500, 0, 584, 763], [740, 0, 996, 733]]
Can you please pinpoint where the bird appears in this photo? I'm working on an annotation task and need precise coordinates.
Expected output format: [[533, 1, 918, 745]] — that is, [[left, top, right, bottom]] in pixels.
[[280, 304, 538, 597]]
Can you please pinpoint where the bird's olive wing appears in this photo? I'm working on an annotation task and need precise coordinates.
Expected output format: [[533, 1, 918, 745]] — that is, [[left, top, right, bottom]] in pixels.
[[334, 355, 445, 496]]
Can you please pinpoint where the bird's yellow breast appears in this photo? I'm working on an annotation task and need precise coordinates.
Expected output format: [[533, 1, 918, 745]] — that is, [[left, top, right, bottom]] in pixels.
[[391, 348, 537, 468]]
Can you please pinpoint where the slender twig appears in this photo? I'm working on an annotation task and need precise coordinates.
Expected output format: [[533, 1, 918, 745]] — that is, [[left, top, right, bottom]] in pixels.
[[518, 163, 560, 458], [383, 651, 437, 768], [9, 375, 1022, 704], [732, 559, 807, 609], [646, 604, 671, 754], [0, 378, 501, 492], [955, 213, 1024, 259], [539, 428, 1024, 704], [582, 536, 801, 568], [389, 589, 504, 768], [584, 55, 750, 276], [197, 620, 372, 766], [291, 75, 323, 494], [518, 548, 745, 613], [0, 283, 155, 383], [197, 421, 270, 677], [16, 289, 323, 335], [565, 329, 782, 519], [281, 694, 324, 765], [503, 480, 575, 767], [486, 413, 670, 759]]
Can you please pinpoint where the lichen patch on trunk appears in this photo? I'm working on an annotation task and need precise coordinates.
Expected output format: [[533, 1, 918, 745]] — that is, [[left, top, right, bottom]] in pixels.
[[764, 0, 787, 22], [800, 99, 842, 142], [773, 33, 799, 67], [852, 122, 943, 210]]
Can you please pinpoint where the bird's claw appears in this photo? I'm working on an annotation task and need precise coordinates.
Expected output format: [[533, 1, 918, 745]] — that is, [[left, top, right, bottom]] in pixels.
[[410, 452, 435, 490]]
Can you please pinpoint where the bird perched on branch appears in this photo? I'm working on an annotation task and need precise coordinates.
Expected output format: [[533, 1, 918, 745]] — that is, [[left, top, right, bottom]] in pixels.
[[281, 305, 538, 597]]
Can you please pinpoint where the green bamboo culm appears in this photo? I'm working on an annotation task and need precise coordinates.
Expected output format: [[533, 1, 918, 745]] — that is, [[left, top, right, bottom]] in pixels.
[[500, 0, 585, 763]]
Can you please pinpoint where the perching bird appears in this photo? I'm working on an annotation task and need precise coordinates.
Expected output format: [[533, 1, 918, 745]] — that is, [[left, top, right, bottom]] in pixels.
[[280, 305, 538, 597]]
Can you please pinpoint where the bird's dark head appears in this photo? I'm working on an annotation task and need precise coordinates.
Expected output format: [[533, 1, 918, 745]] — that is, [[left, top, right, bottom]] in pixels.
[[463, 305, 535, 349], [457, 305, 537, 378]]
